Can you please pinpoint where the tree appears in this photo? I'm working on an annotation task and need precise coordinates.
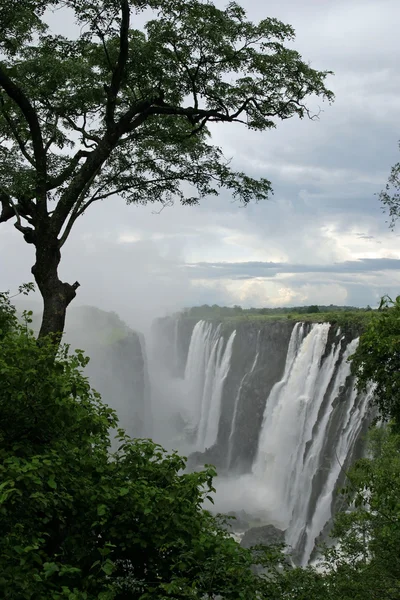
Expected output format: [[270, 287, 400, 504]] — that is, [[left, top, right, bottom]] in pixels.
[[318, 427, 400, 600], [0, 0, 333, 341], [0, 293, 288, 599], [307, 305, 320, 314], [351, 295, 400, 424], [379, 142, 400, 227]]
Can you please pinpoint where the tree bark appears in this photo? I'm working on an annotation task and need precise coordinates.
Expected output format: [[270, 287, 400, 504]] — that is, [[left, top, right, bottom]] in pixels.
[[31, 239, 79, 342]]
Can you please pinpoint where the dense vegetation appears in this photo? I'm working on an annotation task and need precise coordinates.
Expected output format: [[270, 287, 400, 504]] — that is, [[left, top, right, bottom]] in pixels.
[[0, 293, 290, 599], [182, 303, 376, 331], [1, 288, 400, 598]]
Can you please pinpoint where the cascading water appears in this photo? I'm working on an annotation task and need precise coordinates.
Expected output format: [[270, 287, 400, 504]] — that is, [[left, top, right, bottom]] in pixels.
[[284, 336, 360, 563], [253, 324, 335, 523], [300, 383, 374, 565], [183, 321, 236, 451], [252, 323, 371, 564], [151, 315, 372, 565]]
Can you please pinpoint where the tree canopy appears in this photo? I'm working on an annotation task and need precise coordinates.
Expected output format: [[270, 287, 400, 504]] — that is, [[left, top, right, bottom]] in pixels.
[[351, 295, 400, 425], [379, 142, 400, 227], [0, 0, 333, 339]]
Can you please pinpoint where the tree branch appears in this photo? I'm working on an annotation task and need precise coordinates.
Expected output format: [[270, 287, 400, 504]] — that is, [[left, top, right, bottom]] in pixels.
[[0, 188, 14, 223], [0, 63, 47, 212], [46, 149, 90, 191], [0, 95, 35, 166], [62, 114, 101, 146], [56, 160, 104, 246], [0, 188, 36, 242], [44, 115, 60, 154], [105, 0, 130, 128]]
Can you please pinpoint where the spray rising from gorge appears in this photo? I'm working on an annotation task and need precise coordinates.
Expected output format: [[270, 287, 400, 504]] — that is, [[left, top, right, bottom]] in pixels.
[[64, 306, 372, 566], [149, 315, 372, 565]]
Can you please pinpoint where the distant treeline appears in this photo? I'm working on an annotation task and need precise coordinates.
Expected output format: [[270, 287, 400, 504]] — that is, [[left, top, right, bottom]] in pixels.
[[183, 304, 374, 318]]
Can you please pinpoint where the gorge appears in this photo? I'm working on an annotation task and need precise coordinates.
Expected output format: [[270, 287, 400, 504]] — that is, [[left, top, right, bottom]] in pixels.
[[65, 307, 373, 566]]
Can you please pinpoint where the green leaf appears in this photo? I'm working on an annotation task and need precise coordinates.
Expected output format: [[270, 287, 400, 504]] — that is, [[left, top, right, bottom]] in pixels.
[[101, 559, 114, 576], [47, 475, 57, 490]]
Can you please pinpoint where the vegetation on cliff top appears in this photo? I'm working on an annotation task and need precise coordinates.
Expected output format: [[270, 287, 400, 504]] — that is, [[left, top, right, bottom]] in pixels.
[[181, 303, 375, 331]]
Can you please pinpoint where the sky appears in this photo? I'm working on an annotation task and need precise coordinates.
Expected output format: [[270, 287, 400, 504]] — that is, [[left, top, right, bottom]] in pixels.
[[1, 0, 400, 329]]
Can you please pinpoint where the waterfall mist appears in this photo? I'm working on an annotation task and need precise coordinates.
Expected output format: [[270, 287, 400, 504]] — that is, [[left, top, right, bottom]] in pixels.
[[24, 301, 372, 566], [149, 316, 372, 564]]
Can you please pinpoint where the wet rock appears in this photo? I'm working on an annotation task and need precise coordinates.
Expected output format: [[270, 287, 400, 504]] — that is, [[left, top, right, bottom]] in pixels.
[[240, 524, 285, 549]]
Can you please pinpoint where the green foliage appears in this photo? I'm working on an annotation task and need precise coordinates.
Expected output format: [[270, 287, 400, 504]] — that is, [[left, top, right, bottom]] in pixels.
[[0, 294, 291, 599], [351, 295, 400, 423], [181, 304, 374, 332], [318, 426, 400, 600], [379, 141, 400, 228], [306, 305, 320, 314], [0, 282, 35, 336], [0, 0, 333, 243]]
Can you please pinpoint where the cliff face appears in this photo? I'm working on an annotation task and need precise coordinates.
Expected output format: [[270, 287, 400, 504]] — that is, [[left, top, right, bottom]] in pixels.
[[219, 320, 297, 472], [152, 314, 373, 565], [65, 306, 150, 438]]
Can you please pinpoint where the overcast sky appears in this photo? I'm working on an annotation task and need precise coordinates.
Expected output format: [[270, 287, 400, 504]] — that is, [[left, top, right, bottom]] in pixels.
[[1, 0, 400, 328]]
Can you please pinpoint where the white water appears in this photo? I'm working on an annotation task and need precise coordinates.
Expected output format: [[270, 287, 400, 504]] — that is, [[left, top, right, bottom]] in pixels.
[[286, 336, 359, 564], [301, 382, 373, 565], [183, 321, 236, 451], [253, 323, 334, 524], [251, 324, 371, 565], [152, 317, 371, 565]]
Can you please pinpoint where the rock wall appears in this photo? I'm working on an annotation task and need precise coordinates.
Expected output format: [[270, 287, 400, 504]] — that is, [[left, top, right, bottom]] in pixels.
[[151, 314, 374, 565]]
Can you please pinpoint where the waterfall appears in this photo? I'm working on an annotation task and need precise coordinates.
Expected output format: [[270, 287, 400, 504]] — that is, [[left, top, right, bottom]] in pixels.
[[253, 323, 334, 525], [254, 322, 305, 461], [300, 383, 373, 565], [151, 314, 372, 565], [252, 323, 371, 565], [227, 331, 261, 469], [285, 336, 359, 564], [183, 321, 236, 451]]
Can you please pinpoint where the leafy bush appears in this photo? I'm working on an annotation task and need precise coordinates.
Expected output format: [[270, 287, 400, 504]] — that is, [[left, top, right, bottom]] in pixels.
[[0, 293, 285, 599], [351, 295, 400, 423]]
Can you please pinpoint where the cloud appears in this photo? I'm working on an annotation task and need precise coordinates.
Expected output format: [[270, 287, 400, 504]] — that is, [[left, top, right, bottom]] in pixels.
[[2, 0, 400, 318]]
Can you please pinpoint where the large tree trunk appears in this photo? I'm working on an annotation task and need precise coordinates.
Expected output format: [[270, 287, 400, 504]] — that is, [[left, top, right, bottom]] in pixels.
[[31, 239, 79, 342]]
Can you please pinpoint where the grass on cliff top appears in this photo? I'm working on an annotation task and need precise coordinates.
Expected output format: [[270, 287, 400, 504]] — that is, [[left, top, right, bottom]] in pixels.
[[219, 310, 375, 328]]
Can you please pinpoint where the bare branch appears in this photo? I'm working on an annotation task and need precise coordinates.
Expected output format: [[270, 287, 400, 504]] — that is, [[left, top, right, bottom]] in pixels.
[[62, 114, 102, 145], [152, 200, 174, 215], [0, 185, 36, 229], [1, 190, 36, 242]]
